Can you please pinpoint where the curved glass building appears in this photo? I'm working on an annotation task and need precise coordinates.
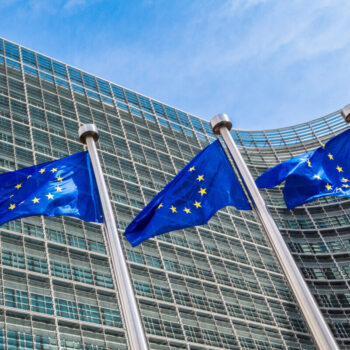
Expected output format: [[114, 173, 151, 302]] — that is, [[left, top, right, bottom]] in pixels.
[[0, 37, 348, 349]]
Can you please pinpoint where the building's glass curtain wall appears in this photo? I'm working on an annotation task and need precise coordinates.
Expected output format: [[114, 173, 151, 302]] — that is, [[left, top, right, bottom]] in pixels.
[[0, 37, 346, 349]]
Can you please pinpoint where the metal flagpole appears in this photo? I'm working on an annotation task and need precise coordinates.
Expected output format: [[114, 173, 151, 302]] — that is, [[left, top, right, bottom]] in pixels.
[[79, 124, 149, 350], [210, 114, 339, 350]]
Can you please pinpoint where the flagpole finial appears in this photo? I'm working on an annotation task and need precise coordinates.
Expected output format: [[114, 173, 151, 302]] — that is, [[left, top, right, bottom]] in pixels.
[[79, 124, 99, 144], [341, 105, 350, 124], [210, 114, 232, 134]]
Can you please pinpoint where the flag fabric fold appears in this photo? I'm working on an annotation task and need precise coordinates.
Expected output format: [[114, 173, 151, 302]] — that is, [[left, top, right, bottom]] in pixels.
[[125, 140, 251, 246], [0, 151, 103, 225], [255, 152, 312, 189], [256, 128, 350, 209]]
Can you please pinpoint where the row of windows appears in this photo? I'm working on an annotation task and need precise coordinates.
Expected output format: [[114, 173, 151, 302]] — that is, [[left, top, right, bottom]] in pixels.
[[1, 250, 113, 289], [288, 237, 350, 254], [2, 224, 105, 255], [128, 236, 283, 285], [130, 262, 295, 317], [0, 323, 318, 350], [316, 292, 350, 308], [0, 327, 126, 350], [278, 214, 350, 230], [3, 288, 121, 327], [0, 297, 315, 350], [232, 112, 345, 149], [139, 298, 312, 349], [302, 265, 348, 281], [0, 220, 106, 255]]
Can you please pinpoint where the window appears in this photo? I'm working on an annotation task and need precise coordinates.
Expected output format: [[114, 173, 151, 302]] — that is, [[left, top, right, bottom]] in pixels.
[[31, 293, 53, 314]]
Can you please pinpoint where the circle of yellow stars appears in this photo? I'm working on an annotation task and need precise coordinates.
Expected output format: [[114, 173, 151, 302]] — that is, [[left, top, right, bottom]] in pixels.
[[8, 167, 64, 211], [307, 146, 349, 193], [156, 165, 206, 215]]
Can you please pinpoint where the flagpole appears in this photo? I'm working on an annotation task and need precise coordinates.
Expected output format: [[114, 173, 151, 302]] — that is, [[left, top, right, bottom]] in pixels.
[[210, 114, 339, 350], [79, 124, 149, 350]]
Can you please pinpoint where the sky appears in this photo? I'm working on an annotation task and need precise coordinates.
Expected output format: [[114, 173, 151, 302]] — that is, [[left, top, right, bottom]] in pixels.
[[1, 0, 350, 130]]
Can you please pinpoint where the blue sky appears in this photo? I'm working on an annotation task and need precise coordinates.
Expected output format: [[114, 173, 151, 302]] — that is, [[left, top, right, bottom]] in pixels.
[[1, 0, 350, 130]]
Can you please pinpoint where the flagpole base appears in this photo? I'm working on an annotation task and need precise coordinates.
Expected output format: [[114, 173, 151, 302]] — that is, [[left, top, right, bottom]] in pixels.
[[79, 124, 99, 144]]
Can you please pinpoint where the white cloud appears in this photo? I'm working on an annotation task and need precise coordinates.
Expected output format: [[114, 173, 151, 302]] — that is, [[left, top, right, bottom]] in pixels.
[[182, 0, 350, 73]]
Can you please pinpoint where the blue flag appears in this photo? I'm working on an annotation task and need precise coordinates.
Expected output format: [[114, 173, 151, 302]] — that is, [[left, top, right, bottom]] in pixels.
[[0, 151, 103, 225], [125, 140, 251, 246], [256, 128, 350, 209]]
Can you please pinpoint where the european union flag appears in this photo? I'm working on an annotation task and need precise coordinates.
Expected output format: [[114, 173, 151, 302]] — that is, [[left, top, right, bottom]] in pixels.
[[256, 128, 350, 209], [125, 140, 251, 246], [0, 151, 103, 226]]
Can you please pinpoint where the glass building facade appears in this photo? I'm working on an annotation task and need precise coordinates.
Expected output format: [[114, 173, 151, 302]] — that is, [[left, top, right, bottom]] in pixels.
[[0, 37, 348, 349]]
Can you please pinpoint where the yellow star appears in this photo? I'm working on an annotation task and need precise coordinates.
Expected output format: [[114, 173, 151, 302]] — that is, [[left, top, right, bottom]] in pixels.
[[55, 185, 62, 192], [170, 205, 177, 213], [325, 183, 332, 191], [196, 175, 204, 182], [183, 208, 191, 214], [193, 201, 201, 208], [189, 167, 196, 172], [342, 184, 349, 188], [32, 197, 40, 204], [39, 168, 46, 174], [27, 175, 32, 179], [8, 203, 15, 210], [51, 168, 58, 173], [57, 176, 63, 182], [322, 144, 325, 149], [342, 177, 349, 182], [46, 193, 54, 200], [199, 188, 207, 196], [336, 166, 343, 173], [307, 160, 311, 167], [328, 153, 334, 160], [15, 183, 22, 190], [313, 174, 321, 180], [157, 203, 163, 209]]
